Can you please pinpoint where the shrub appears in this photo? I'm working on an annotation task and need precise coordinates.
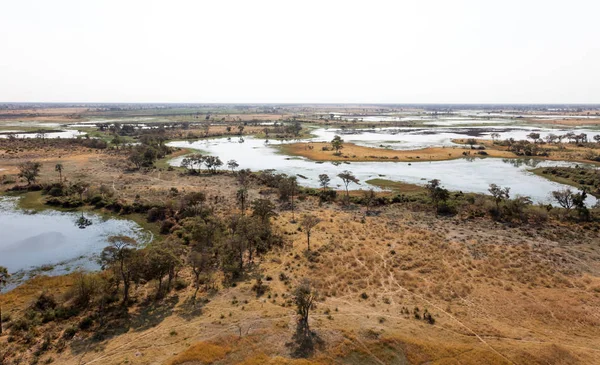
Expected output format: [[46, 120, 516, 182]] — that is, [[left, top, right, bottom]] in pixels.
[[62, 326, 77, 339], [78, 316, 93, 330]]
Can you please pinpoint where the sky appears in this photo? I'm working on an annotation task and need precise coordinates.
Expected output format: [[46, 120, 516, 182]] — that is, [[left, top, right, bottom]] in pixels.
[[1, 0, 599, 104]]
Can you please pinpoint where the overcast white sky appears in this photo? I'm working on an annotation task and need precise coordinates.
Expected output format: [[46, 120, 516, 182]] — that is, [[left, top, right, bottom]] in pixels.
[[1, 0, 599, 103]]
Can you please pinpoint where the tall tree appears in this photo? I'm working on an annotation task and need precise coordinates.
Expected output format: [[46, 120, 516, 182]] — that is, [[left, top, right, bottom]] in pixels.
[[100, 236, 138, 305], [188, 250, 214, 304], [289, 279, 319, 358], [55, 163, 64, 183], [236, 188, 249, 215], [300, 215, 321, 252], [337, 170, 359, 202], [251, 198, 277, 223]]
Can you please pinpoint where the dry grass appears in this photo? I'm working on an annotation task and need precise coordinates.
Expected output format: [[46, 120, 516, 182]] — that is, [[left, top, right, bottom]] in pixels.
[[279, 142, 514, 162], [2, 142, 600, 365], [166, 341, 231, 365]]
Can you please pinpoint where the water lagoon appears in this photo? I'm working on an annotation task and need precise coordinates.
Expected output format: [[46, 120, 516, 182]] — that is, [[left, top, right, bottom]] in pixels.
[[167, 134, 597, 205], [0, 197, 149, 290]]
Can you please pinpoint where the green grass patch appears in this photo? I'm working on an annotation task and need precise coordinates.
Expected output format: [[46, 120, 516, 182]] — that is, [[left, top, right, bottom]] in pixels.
[[366, 178, 426, 195], [530, 167, 600, 197]]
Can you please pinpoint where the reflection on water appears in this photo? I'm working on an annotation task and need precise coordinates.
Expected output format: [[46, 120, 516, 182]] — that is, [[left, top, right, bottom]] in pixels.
[[167, 135, 597, 206], [501, 158, 544, 168], [0, 197, 149, 291], [0, 130, 87, 139]]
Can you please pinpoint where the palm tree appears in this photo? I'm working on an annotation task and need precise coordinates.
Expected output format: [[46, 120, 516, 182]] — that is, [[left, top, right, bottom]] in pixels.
[[55, 163, 64, 183]]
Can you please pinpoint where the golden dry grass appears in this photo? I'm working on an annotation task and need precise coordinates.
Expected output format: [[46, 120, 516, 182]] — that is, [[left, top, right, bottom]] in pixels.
[[2, 142, 600, 365], [166, 341, 231, 365], [279, 142, 514, 162]]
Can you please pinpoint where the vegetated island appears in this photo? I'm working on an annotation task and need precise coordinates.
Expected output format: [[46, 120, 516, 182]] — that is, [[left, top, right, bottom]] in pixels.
[[277, 141, 514, 162]]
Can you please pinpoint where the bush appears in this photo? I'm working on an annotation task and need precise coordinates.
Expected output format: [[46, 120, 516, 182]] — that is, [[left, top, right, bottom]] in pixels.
[[160, 218, 177, 234], [62, 326, 77, 339], [78, 316, 94, 330], [437, 202, 457, 216], [48, 186, 65, 197], [147, 207, 167, 223], [173, 279, 188, 291]]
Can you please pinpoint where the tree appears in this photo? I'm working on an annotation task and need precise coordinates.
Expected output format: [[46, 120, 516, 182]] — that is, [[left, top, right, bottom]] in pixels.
[[331, 135, 344, 155], [545, 133, 558, 144], [236, 188, 249, 215], [363, 188, 376, 214], [337, 170, 359, 202], [203, 156, 223, 174], [237, 168, 251, 188], [55, 163, 64, 183], [100, 236, 138, 305], [289, 279, 320, 358], [18, 161, 41, 185], [488, 183, 510, 210], [188, 250, 214, 304], [572, 189, 590, 221], [466, 138, 477, 149], [318, 174, 330, 190], [552, 188, 575, 210], [288, 177, 298, 221], [227, 159, 239, 173], [143, 242, 181, 297], [300, 214, 321, 251], [72, 181, 90, 203], [0, 266, 9, 335], [181, 153, 204, 173], [490, 132, 501, 142], [425, 179, 450, 212], [527, 132, 541, 143], [251, 198, 276, 223]]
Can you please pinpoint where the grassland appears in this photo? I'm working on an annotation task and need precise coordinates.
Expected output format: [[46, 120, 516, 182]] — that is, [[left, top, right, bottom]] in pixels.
[[1, 107, 600, 364], [278, 142, 514, 162]]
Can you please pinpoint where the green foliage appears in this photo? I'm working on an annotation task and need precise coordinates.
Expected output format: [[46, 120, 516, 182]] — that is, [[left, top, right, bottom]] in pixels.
[[18, 161, 42, 185]]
